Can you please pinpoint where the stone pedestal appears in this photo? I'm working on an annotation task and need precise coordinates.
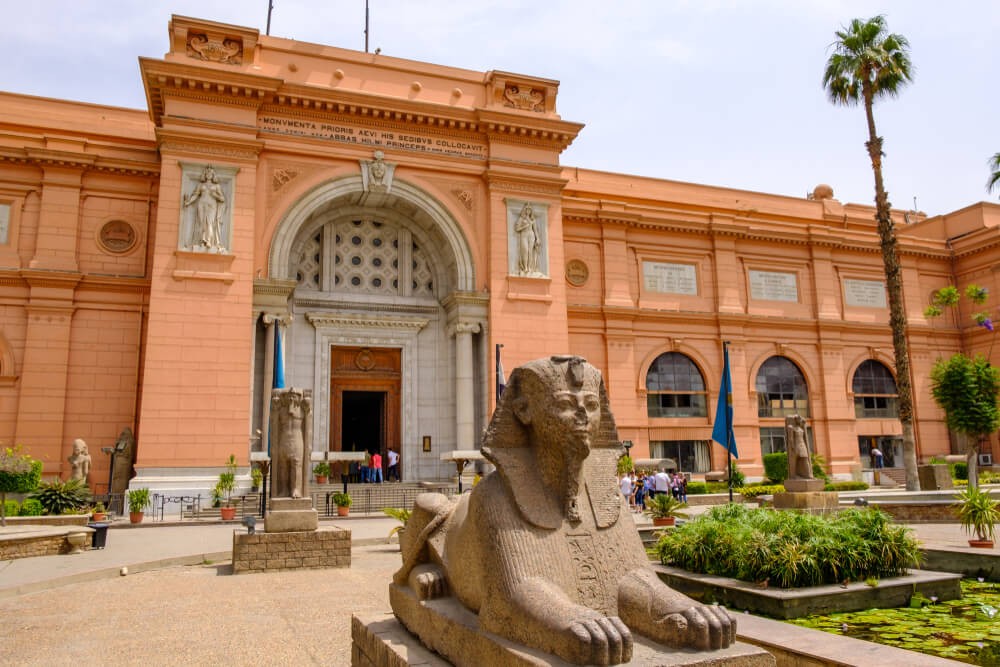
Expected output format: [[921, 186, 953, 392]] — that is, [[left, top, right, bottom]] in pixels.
[[772, 491, 839, 515], [781, 478, 825, 493], [232, 526, 350, 574], [265, 497, 318, 532], [358, 586, 775, 667], [917, 464, 953, 491]]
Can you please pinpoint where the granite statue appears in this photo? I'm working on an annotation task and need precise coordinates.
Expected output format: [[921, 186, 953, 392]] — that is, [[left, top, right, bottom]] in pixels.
[[67, 438, 91, 483], [110, 427, 135, 495], [784, 414, 812, 481], [393, 356, 735, 665], [270, 388, 312, 498]]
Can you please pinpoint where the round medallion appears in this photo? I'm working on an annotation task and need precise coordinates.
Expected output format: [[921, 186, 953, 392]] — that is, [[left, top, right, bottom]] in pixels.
[[98, 220, 137, 254], [566, 259, 589, 287], [355, 348, 377, 371]]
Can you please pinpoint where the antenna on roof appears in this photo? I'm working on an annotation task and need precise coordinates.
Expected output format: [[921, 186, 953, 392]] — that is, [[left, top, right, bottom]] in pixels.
[[266, 0, 274, 35], [364, 0, 370, 52]]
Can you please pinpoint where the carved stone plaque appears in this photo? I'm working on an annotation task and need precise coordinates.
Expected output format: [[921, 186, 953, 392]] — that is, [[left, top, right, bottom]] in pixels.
[[844, 279, 887, 308], [98, 220, 137, 254], [565, 259, 589, 286], [643, 262, 697, 295], [749, 270, 798, 302]]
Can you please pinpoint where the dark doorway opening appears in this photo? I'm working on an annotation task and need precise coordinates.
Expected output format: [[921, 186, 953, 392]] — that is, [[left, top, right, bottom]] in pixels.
[[342, 391, 385, 455]]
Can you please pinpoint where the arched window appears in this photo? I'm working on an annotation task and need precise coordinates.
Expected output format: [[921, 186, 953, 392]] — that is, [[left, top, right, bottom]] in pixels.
[[755, 356, 809, 418], [645, 352, 707, 418], [852, 360, 899, 418]]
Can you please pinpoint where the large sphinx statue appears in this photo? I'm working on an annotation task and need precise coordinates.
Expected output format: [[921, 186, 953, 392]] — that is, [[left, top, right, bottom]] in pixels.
[[270, 388, 312, 498], [392, 356, 735, 665]]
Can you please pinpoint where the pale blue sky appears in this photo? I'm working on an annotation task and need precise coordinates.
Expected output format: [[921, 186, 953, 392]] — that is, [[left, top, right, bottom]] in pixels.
[[1, 1, 996, 216]]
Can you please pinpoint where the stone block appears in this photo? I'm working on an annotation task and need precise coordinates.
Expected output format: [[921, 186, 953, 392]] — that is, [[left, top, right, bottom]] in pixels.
[[361, 598, 775, 667], [271, 497, 314, 511], [264, 507, 318, 533], [772, 491, 839, 514], [782, 478, 825, 493], [918, 464, 954, 491]]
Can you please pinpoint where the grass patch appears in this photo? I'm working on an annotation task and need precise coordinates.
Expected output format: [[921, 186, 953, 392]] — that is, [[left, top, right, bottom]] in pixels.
[[655, 504, 920, 588]]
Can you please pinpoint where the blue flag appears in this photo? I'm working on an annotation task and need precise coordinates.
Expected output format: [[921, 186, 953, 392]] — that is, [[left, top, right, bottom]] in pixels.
[[711, 344, 738, 458], [273, 326, 286, 389]]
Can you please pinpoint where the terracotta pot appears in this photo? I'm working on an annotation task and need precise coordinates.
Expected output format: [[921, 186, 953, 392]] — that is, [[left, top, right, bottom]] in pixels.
[[220, 506, 237, 521], [969, 539, 995, 548], [129, 511, 144, 524], [91, 512, 106, 522], [315, 475, 328, 485], [652, 517, 675, 527], [337, 505, 350, 517]]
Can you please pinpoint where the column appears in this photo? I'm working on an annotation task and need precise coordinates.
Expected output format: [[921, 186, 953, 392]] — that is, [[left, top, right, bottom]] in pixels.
[[453, 321, 481, 449], [260, 314, 276, 453]]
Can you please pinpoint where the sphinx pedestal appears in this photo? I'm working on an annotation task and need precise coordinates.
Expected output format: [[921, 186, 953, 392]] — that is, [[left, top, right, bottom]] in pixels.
[[350, 585, 775, 667], [232, 497, 350, 574]]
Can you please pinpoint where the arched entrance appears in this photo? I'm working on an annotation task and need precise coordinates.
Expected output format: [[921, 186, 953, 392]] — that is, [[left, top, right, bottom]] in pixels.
[[254, 175, 486, 481]]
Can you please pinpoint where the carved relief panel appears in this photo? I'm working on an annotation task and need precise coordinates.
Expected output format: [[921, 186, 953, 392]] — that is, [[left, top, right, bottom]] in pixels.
[[506, 199, 549, 278], [178, 163, 239, 254]]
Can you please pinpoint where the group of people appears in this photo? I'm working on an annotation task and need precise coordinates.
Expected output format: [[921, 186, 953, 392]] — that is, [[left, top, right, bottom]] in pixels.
[[618, 469, 689, 511], [355, 446, 401, 483]]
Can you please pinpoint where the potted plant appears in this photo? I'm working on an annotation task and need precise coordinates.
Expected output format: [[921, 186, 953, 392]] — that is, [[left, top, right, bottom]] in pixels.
[[645, 493, 689, 527], [954, 485, 1000, 548], [217, 454, 237, 520], [313, 461, 331, 485], [332, 491, 352, 517], [91, 502, 107, 522], [250, 466, 263, 493], [382, 506, 411, 543], [127, 487, 151, 524]]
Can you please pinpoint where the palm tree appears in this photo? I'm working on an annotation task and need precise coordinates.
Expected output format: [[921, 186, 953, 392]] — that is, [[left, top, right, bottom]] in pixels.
[[823, 15, 919, 490], [989, 153, 1000, 196]]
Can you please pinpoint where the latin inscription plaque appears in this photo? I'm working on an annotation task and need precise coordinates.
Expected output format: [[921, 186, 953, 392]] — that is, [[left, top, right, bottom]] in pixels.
[[749, 270, 798, 302], [844, 279, 887, 308], [642, 262, 697, 295]]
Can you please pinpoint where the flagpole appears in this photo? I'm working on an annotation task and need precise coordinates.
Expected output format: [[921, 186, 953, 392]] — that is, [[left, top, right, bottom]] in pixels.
[[724, 340, 734, 503]]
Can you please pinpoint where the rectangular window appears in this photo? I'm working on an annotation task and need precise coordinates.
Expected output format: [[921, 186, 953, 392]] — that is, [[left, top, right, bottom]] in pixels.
[[0, 204, 10, 244], [760, 426, 814, 456], [649, 440, 711, 472], [854, 395, 898, 419], [646, 393, 707, 418]]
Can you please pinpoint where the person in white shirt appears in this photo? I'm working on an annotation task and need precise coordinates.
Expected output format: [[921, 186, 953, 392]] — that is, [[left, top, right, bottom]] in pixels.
[[387, 446, 400, 481], [654, 469, 671, 497], [619, 474, 633, 505]]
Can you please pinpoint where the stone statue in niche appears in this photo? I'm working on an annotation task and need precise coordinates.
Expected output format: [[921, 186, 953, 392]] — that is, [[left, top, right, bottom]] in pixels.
[[67, 439, 91, 483], [183, 165, 227, 251], [785, 414, 813, 480], [392, 356, 735, 665], [270, 388, 312, 498], [514, 203, 541, 276]]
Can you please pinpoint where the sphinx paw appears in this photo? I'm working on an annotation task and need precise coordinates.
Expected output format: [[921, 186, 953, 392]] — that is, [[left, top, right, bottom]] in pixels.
[[655, 604, 735, 650], [409, 564, 449, 600], [564, 615, 633, 665]]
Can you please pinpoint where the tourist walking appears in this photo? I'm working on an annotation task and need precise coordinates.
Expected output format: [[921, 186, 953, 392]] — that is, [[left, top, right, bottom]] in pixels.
[[370, 451, 383, 483], [387, 447, 400, 481]]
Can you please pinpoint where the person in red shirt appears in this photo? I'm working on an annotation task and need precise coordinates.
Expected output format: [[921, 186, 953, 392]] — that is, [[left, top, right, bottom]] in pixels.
[[370, 451, 383, 483]]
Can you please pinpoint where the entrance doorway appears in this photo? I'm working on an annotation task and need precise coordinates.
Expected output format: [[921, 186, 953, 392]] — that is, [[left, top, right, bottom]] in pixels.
[[858, 435, 901, 468], [342, 391, 384, 481], [329, 346, 401, 480]]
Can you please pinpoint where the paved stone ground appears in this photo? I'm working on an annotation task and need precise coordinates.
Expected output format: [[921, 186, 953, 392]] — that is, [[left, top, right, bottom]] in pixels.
[[0, 544, 400, 667]]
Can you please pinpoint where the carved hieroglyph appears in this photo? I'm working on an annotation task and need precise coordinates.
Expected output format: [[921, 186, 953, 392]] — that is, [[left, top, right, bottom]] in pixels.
[[392, 356, 735, 665], [68, 439, 91, 483], [270, 388, 312, 499]]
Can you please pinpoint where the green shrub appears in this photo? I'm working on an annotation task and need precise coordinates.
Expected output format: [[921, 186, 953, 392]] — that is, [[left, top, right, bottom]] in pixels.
[[705, 481, 731, 494], [739, 484, 785, 499], [953, 462, 969, 480], [656, 504, 920, 588], [928, 456, 947, 464], [3, 499, 18, 516], [19, 498, 43, 516], [981, 470, 1000, 484], [0, 447, 43, 525], [728, 462, 745, 488], [811, 454, 831, 483], [763, 453, 788, 483], [825, 481, 869, 492], [30, 478, 92, 515], [686, 481, 708, 495], [616, 454, 633, 476]]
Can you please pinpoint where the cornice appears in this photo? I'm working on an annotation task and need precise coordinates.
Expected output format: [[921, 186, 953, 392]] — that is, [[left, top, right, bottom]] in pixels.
[[0, 147, 159, 177], [305, 311, 429, 331], [156, 128, 263, 161]]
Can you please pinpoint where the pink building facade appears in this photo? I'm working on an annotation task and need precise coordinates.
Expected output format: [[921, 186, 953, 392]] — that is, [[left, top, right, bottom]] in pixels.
[[1, 16, 998, 497]]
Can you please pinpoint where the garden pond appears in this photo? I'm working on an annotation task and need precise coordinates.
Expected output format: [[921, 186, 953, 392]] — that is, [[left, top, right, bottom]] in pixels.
[[787, 579, 1000, 665]]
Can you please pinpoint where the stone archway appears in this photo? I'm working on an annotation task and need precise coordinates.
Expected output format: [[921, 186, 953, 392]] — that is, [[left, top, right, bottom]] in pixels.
[[256, 175, 486, 481]]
